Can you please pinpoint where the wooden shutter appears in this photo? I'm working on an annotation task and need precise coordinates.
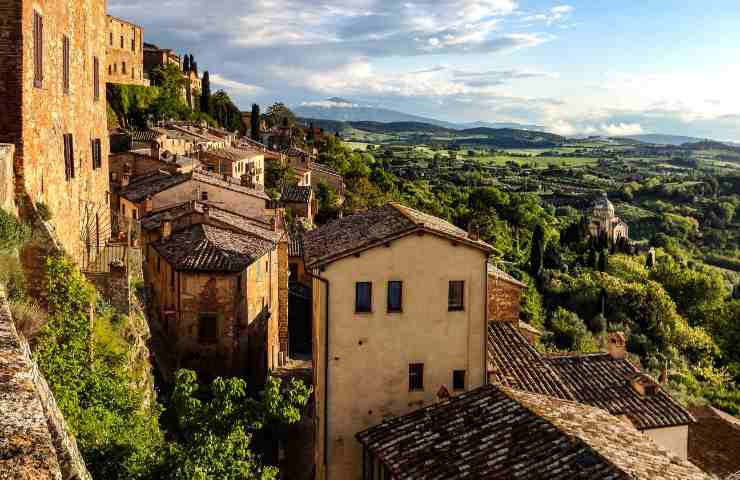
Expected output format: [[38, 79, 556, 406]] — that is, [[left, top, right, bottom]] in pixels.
[[93, 56, 99, 101], [62, 36, 70, 94], [33, 12, 43, 87], [64, 134, 75, 181]]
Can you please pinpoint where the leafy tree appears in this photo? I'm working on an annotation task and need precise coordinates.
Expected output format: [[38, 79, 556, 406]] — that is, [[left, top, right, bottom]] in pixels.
[[546, 307, 597, 352], [265, 103, 296, 129], [588, 313, 607, 334], [160, 369, 311, 480], [209, 90, 245, 133], [201, 71, 211, 115], [588, 246, 598, 269], [251, 104, 261, 141], [598, 249, 608, 272]]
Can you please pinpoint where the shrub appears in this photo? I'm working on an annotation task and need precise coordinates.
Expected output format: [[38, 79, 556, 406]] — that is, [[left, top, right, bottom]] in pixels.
[[588, 313, 607, 334], [547, 307, 597, 352], [35, 202, 52, 222], [9, 299, 47, 339], [0, 209, 30, 251]]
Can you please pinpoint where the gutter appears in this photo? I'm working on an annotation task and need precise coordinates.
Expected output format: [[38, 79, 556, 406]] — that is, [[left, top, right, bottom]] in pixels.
[[306, 266, 330, 469]]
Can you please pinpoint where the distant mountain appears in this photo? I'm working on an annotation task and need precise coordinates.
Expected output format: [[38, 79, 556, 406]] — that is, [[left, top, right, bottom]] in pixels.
[[294, 98, 542, 131], [621, 134, 708, 146]]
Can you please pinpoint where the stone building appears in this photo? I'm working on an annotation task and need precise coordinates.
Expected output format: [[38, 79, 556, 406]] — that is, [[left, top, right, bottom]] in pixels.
[[144, 213, 283, 381], [303, 203, 494, 480], [487, 323, 696, 460], [0, 0, 111, 263], [588, 192, 629, 243], [105, 15, 147, 86], [281, 185, 315, 222], [202, 146, 265, 186], [143, 42, 181, 73], [356, 383, 710, 480]]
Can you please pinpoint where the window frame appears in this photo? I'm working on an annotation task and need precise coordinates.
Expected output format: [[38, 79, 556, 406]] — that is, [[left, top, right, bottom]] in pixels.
[[387, 280, 403, 313], [63, 134, 75, 181], [91, 138, 102, 170], [62, 35, 70, 94], [93, 56, 100, 101], [448, 280, 465, 311], [355, 281, 372, 313], [409, 363, 424, 391], [33, 11, 43, 88], [453, 370, 466, 391]]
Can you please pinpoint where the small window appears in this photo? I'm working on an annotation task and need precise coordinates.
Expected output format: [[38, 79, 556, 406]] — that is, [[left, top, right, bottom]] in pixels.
[[201, 191, 208, 201], [170, 268, 175, 288], [113, 63, 117, 73], [387, 281, 402, 312], [63, 134, 75, 180], [409, 363, 424, 391], [198, 314, 218, 344], [120, 35, 124, 48], [109, 32, 113, 46], [355, 282, 372, 313], [91, 138, 102, 169], [93, 56, 100, 101], [131, 37, 135, 51], [453, 370, 466, 390], [448, 280, 464, 311], [33, 11, 43, 88], [122, 61, 127, 74], [62, 35, 70, 94], [108, 65, 112, 75]]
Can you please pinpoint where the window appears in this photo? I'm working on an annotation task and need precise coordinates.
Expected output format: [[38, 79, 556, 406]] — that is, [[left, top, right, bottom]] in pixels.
[[93, 56, 100, 101], [33, 11, 43, 88], [62, 35, 70, 94], [120, 35, 124, 48], [453, 370, 466, 391], [63, 134, 75, 180], [91, 139, 102, 169], [355, 282, 372, 313], [109, 32, 113, 46], [201, 191, 208, 201], [113, 63, 117, 73], [387, 281, 403, 312], [448, 280, 465, 311], [156, 255, 160, 272], [108, 65, 112, 75], [122, 61, 127, 74], [131, 37, 135, 51], [198, 314, 218, 344], [289, 263, 298, 280], [409, 363, 424, 391]]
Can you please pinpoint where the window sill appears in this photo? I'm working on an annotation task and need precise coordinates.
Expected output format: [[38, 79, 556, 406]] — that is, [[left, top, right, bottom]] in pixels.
[[448, 307, 465, 312], [387, 310, 403, 314], [408, 388, 425, 393], [355, 310, 373, 314]]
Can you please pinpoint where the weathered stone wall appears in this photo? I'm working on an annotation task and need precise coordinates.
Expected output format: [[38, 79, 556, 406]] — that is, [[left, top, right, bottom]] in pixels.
[[84, 264, 131, 314], [13, 0, 111, 263], [0, 289, 91, 480], [105, 15, 147, 86], [0, 144, 17, 214], [487, 275, 523, 324], [0, 0, 23, 153]]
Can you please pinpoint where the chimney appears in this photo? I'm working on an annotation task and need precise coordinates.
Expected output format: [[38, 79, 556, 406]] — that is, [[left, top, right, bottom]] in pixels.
[[468, 221, 480, 241], [121, 172, 131, 187], [271, 215, 279, 232], [629, 373, 658, 397], [436, 385, 451, 402], [203, 204, 210, 221], [608, 332, 626, 360], [143, 196, 153, 214]]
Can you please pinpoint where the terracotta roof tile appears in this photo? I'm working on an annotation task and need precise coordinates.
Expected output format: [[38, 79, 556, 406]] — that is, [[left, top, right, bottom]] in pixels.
[[152, 223, 275, 272], [487, 263, 526, 287], [488, 322, 575, 399], [545, 353, 695, 429], [281, 185, 313, 203], [303, 203, 492, 268], [356, 384, 710, 480], [688, 406, 740, 478]]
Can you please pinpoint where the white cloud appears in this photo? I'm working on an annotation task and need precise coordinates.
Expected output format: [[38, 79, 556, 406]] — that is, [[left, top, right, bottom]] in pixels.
[[599, 122, 643, 136], [300, 100, 361, 108], [209, 73, 262, 94]]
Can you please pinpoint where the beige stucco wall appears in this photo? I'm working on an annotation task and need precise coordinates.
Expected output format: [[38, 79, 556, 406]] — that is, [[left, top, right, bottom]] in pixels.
[[150, 179, 267, 219], [644, 425, 688, 460], [312, 233, 489, 480]]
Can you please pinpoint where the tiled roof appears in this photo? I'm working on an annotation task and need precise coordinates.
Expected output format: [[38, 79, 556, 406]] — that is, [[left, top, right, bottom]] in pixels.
[[488, 322, 575, 399], [141, 201, 281, 242], [131, 129, 158, 143], [206, 146, 260, 162], [303, 203, 493, 268], [309, 161, 342, 178], [152, 223, 275, 272], [487, 263, 526, 287], [545, 353, 695, 430], [284, 146, 313, 159], [688, 406, 740, 478], [281, 185, 312, 203], [120, 169, 270, 203], [356, 384, 710, 480]]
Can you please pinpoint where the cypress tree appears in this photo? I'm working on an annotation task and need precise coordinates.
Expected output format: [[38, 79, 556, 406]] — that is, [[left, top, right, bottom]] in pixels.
[[588, 247, 598, 269], [200, 71, 211, 115], [250, 104, 260, 141], [530, 224, 545, 278], [599, 249, 608, 272], [183, 54, 190, 72], [189, 54, 196, 74]]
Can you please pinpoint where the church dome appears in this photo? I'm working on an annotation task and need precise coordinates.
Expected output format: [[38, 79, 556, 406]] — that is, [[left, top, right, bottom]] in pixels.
[[593, 192, 615, 218]]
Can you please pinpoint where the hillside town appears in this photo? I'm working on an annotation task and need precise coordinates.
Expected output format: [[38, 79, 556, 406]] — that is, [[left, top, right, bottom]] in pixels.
[[1, 2, 740, 480]]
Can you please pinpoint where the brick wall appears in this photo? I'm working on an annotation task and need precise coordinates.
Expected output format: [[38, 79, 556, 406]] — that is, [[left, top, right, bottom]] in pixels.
[[278, 240, 289, 357], [487, 274, 523, 324], [105, 15, 147, 86], [11, 0, 111, 263]]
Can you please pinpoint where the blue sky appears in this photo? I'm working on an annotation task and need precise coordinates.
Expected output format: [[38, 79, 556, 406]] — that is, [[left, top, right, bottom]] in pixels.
[[109, 0, 740, 140]]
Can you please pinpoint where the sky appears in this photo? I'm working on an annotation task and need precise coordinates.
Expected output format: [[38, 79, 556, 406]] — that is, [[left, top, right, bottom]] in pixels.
[[109, 0, 740, 140]]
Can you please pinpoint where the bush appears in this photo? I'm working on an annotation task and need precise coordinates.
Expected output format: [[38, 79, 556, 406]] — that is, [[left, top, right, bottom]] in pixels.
[[546, 307, 597, 352], [35, 202, 52, 222], [627, 333, 652, 357], [588, 313, 607, 334], [9, 299, 47, 339], [0, 209, 30, 251]]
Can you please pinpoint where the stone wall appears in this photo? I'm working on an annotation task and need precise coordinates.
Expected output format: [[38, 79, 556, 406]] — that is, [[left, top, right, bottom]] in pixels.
[[487, 274, 523, 324], [278, 241, 289, 358], [0, 289, 91, 480], [0, 144, 16, 214], [105, 15, 147, 86], [84, 264, 131, 314]]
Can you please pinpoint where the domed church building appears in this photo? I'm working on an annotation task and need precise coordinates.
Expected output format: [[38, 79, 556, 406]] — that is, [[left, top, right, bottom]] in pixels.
[[588, 193, 629, 243]]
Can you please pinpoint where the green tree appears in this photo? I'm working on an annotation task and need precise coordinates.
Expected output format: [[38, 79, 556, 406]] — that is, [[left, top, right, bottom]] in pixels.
[[161, 369, 311, 480], [201, 71, 211, 115], [265, 102, 296, 129], [529, 223, 545, 278], [251, 104, 261, 141], [546, 307, 597, 352], [598, 249, 608, 272]]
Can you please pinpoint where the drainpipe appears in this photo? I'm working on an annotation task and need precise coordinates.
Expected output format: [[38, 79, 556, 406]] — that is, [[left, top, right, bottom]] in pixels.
[[306, 266, 330, 470]]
